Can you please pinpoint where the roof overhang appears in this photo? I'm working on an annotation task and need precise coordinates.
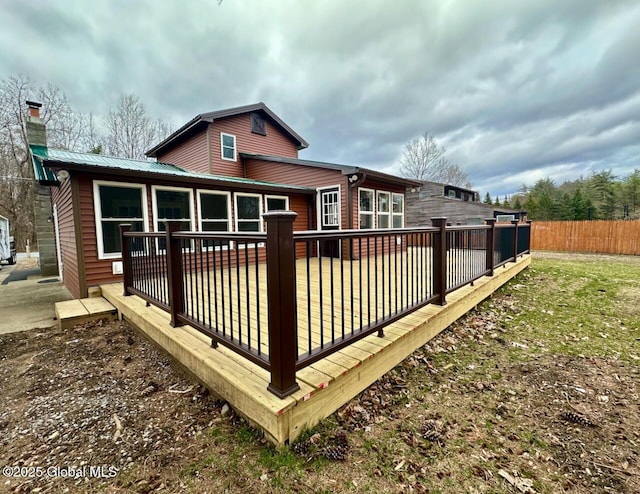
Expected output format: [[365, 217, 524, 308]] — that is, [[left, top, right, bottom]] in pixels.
[[31, 149, 315, 196], [242, 153, 422, 188]]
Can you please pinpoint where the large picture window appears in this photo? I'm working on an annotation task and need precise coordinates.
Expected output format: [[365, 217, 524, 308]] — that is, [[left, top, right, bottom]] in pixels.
[[198, 191, 231, 250], [358, 188, 374, 229], [377, 191, 390, 229], [235, 193, 262, 232], [94, 181, 147, 259], [152, 186, 194, 232], [265, 195, 288, 212], [392, 193, 404, 228]]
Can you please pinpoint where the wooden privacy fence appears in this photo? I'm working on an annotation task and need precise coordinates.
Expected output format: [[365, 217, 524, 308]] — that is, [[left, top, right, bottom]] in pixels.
[[120, 216, 531, 398], [531, 220, 640, 255]]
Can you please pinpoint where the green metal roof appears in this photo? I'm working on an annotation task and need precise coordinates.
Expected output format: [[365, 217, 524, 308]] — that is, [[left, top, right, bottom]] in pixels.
[[29, 146, 315, 192], [30, 145, 59, 185]]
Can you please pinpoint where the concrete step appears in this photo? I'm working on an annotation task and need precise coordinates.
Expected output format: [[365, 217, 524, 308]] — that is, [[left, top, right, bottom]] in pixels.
[[54, 297, 117, 330]]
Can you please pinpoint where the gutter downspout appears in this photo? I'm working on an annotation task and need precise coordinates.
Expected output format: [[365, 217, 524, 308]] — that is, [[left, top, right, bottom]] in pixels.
[[346, 171, 367, 260]]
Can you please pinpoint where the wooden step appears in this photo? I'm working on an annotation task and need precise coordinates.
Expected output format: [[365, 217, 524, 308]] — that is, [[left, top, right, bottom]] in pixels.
[[55, 297, 117, 329]]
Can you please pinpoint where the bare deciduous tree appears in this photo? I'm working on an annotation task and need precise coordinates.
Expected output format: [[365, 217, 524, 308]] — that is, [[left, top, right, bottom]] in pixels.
[[0, 75, 98, 249], [400, 132, 471, 188], [105, 94, 171, 159]]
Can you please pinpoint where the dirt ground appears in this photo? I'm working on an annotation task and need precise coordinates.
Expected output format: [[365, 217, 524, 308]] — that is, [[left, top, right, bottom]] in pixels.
[[0, 254, 638, 493]]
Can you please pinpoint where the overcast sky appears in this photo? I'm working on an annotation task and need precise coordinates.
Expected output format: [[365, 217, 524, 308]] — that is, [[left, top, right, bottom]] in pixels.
[[2, 0, 639, 196]]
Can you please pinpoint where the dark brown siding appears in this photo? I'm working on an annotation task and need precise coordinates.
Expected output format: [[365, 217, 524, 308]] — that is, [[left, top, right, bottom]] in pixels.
[[211, 114, 299, 177], [73, 174, 311, 292], [245, 158, 347, 229], [51, 179, 81, 298], [156, 130, 209, 174]]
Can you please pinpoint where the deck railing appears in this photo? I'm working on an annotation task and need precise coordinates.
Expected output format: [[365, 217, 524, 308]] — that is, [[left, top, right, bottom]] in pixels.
[[120, 215, 531, 398]]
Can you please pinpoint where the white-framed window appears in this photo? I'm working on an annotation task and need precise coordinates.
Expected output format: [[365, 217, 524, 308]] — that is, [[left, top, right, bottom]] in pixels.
[[197, 190, 231, 250], [220, 132, 236, 161], [93, 180, 148, 259], [377, 191, 391, 229], [358, 188, 374, 229], [392, 193, 404, 228], [265, 195, 289, 212], [152, 185, 194, 233], [235, 193, 263, 232], [317, 185, 341, 230]]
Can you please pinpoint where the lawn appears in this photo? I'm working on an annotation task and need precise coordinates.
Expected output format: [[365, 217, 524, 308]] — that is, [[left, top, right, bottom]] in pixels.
[[1, 253, 638, 493]]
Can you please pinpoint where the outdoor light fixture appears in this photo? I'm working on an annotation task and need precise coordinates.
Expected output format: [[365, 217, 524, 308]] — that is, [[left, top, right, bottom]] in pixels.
[[348, 174, 359, 183], [56, 169, 70, 181]]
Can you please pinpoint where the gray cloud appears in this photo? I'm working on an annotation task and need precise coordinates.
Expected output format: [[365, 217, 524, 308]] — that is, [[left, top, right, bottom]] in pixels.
[[1, 0, 639, 196]]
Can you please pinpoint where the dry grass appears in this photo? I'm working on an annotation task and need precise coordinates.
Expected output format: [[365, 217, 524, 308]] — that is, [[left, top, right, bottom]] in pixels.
[[1, 254, 639, 493]]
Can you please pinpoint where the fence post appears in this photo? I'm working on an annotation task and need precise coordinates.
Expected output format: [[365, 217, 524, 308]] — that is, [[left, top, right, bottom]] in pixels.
[[264, 211, 300, 399], [119, 224, 132, 296], [432, 218, 447, 306], [511, 219, 519, 260], [485, 218, 496, 276], [165, 220, 184, 328]]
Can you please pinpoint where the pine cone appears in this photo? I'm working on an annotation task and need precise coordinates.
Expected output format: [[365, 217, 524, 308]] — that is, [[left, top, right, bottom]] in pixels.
[[292, 440, 312, 457], [321, 445, 348, 461], [423, 429, 443, 444], [560, 411, 594, 427], [422, 420, 437, 432]]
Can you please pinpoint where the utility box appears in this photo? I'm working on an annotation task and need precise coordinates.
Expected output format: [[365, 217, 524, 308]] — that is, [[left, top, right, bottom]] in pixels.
[[0, 215, 17, 266]]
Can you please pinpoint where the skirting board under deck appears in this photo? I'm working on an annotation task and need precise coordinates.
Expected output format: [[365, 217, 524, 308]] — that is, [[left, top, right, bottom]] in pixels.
[[101, 254, 530, 445]]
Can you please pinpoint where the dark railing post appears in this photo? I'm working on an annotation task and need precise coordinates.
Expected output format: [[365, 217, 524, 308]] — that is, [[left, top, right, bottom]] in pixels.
[[264, 211, 300, 398], [431, 218, 447, 306], [485, 218, 496, 276], [165, 220, 184, 327], [526, 219, 532, 253], [511, 219, 519, 260], [119, 224, 132, 296]]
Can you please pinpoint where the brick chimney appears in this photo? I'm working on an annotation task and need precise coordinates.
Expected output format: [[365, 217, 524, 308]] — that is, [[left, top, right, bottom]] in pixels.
[[26, 100, 58, 277], [26, 101, 48, 147]]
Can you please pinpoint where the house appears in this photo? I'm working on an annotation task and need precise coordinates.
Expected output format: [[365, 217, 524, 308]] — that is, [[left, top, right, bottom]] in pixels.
[[405, 180, 525, 226], [27, 102, 533, 443], [29, 102, 420, 298]]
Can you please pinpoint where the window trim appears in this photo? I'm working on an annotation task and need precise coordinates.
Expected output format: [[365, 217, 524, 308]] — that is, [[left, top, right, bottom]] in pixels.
[[220, 132, 237, 162], [392, 193, 405, 228], [358, 187, 375, 229], [234, 192, 263, 234], [317, 185, 342, 229], [264, 194, 289, 212], [93, 180, 148, 260], [376, 191, 391, 229], [197, 190, 232, 251], [151, 185, 195, 233]]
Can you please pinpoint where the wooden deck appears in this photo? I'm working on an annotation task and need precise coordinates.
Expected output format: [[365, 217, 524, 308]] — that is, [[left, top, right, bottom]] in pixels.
[[101, 253, 531, 446]]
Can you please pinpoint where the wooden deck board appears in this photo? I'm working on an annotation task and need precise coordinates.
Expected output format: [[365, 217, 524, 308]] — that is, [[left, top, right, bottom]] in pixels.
[[102, 253, 531, 445]]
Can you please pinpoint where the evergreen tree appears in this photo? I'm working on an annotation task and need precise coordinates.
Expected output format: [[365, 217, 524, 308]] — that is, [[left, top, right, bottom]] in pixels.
[[483, 192, 492, 204], [571, 189, 588, 220], [494, 197, 501, 207], [622, 169, 640, 218]]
